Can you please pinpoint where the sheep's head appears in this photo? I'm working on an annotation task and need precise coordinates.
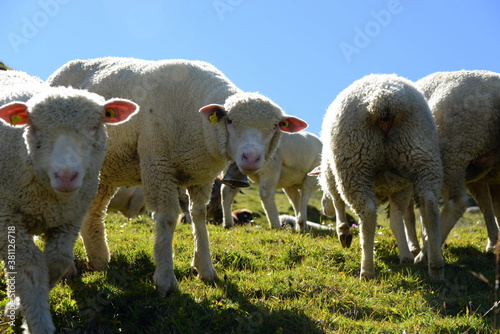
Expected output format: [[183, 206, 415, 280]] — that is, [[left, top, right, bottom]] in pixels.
[[200, 92, 307, 175], [0, 88, 138, 195]]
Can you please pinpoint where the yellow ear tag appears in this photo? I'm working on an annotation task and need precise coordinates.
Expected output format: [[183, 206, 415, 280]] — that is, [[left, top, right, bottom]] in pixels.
[[105, 108, 115, 119], [11, 114, 24, 126], [209, 111, 218, 126], [280, 120, 289, 128]]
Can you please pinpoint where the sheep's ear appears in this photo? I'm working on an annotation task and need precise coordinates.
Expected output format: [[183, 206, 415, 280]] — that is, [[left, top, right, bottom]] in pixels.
[[0, 102, 29, 127], [308, 166, 321, 176], [199, 104, 226, 126], [278, 116, 308, 132], [103, 99, 139, 125]]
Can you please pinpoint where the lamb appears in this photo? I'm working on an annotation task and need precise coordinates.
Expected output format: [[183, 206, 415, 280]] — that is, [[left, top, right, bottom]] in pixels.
[[415, 70, 500, 252], [47, 57, 307, 295], [108, 186, 147, 219], [319, 73, 444, 280], [231, 209, 254, 225], [0, 70, 138, 333], [221, 131, 321, 230]]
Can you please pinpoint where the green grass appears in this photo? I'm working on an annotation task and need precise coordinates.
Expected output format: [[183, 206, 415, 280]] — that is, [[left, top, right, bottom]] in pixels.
[[1, 185, 498, 333]]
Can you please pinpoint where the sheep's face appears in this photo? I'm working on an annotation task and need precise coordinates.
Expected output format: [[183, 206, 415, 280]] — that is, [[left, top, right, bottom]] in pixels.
[[28, 126, 105, 194], [0, 90, 138, 196], [200, 93, 307, 175]]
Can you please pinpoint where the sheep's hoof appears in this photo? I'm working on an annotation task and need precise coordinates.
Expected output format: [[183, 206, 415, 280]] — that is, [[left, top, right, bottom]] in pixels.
[[428, 264, 444, 281], [414, 251, 427, 264], [339, 234, 353, 248], [223, 222, 235, 229], [410, 248, 421, 258], [62, 264, 78, 280], [154, 271, 179, 297], [195, 265, 217, 282], [486, 240, 496, 253], [360, 270, 376, 280]]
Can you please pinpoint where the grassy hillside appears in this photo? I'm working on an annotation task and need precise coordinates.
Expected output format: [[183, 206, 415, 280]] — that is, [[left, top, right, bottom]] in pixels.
[[0, 184, 498, 333]]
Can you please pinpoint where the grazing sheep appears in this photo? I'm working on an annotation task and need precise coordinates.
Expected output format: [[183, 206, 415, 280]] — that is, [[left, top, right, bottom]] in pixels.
[[0, 71, 138, 333], [108, 187, 147, 219], [232, 209, 254, 225], [310, 167, 353, 247], [415, 70, 500, 252], [206, 177, 223, 224], [221, 131, 321, 230], [279, 215, 334, 231], [48, 57, 307, 295], [320, 73, 444, 280]]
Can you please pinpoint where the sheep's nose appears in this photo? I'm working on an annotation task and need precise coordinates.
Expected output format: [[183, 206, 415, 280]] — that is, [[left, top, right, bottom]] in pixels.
[[242, 150, 261, 164]]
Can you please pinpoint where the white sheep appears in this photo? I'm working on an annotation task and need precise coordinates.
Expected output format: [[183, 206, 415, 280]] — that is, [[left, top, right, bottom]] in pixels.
[[47, 57, 307, 295], [107, 187, 147, 219], [320, 73, 444, 280], [221, 131, 321, 230], [0, 70, 138, 333], [415, 70, 500, 252]]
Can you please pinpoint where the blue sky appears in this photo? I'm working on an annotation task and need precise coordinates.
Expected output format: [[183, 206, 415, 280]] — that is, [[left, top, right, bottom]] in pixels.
[[1, 0, 499, 136]]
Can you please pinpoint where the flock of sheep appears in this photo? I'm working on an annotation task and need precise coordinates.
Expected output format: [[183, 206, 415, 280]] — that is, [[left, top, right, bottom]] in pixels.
[[0, 57, 499, 333]]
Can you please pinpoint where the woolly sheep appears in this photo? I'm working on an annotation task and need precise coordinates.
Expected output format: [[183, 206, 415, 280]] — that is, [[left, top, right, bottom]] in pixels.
[[221, 131, 321, 230], [0, 70, 138, 333], [48, 57, 307, 295], [320, 73, 444, 280], [108, 186, 147, 219], [415, 70, 500, 252]]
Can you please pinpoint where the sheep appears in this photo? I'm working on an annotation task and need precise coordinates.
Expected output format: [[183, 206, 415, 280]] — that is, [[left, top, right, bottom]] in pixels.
[[415, 70, 500, 252], [0, 70, 138, 333], [108, 186, 190, 222], [221, 131, 321, 231], [231, 209, 254, 225], [108, 187, 147, 219], [320, 73, 444, 280], [279, 214, 334, 231], [206, 177, 223, 224], [47, 57, 308, 295], [309, 167, 354, 247]]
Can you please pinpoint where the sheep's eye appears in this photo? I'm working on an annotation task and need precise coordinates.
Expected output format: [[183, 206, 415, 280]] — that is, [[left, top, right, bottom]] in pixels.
[[226, 119, 233, 125]]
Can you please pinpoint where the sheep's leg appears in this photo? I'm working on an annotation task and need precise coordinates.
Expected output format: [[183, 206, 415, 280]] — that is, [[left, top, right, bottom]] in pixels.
[[283, 187, 305, 231], [44, 224, 81, 287], [356, 199, 378, 279], [0, 223, 55, 333], [388, 190, 414, 264], [403, 200, 421, 257], [468, 180, 499, 252], [259, 177, 281, 229], [80, 183, 118, 271], [489, 184, 500, 248], [331, 188, 352, 248], [221, 184, 239, 228], [148, 180, 182, 295], [188, 183, 217, 281], [152, 210, 179, 296], [415, 190, 444, 281], [439, 186, 468, 246]]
